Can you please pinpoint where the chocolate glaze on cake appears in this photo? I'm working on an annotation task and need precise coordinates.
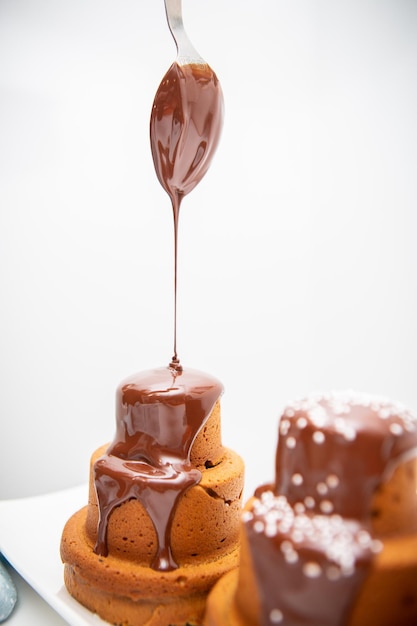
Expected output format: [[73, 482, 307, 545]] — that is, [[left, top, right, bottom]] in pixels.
[[244, 493, 378, 626], [244, 391, 417, 625], [205, 392, 417, 626], [270, 391, 417, 520], [94, 366, 223, 571]]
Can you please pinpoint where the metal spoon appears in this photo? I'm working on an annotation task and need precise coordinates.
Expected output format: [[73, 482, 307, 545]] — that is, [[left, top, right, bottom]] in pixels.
[[0, 558, 17, 622], [164, 0, 206, 66], [152, 0, 224, 371]]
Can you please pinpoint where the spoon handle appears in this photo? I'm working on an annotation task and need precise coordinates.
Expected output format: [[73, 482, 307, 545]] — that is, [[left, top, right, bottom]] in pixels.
[[164, 0, 182, 33], [164, 0, 205, 65]]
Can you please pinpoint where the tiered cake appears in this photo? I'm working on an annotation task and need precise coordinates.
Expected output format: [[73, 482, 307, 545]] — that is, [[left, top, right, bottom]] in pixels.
[[61, 366, 244, 626]]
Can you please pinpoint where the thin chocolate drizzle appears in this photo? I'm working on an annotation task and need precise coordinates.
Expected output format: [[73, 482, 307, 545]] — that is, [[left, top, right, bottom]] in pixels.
[[247, 391, 417, 625], [150, 62, 223, 368], [93, 366, 223, 571]]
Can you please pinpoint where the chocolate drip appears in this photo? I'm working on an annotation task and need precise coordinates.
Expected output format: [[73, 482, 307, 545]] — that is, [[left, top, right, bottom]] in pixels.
[[273, 392, 417, 519], [93, 367, 223, 571], [247, 392, 417, 625], [150, 62, 223, 368]]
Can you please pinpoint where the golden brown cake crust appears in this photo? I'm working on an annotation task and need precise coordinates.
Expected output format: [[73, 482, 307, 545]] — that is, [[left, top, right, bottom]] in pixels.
[[84, 446, 243, 566], [349, 532, 417, 626], [61, 445, 244, 625], [64, 560, 209, 626], [204, 570, 242, 626], [189, 401, 223, 468], [62, 505, 240, 626]]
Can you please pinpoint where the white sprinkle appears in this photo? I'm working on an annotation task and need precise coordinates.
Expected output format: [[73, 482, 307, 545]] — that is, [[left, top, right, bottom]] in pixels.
[[286, 436, 296, 449], [390, 422, 404, 436], [309, 405, 327, 426], [357, 530, 372, 547], [304, 496, 315, 509], [303, 562, 322, 578], [280, 540, 293, 554], [326, 474, 340, 488], [260, 490, 275, 504], [280, 419, 291, 435], [343, 427, 356, 442], [313, 431, 325, 444], [371, 539, 384, 554], [254, 520, 264, 533], [292, 529, 305, 543], [265, 525, 277, 538], [320, 500, 334, 514], [378, 408, 391, 419], [339, 551, 355, 568], [331, 401, 351, 415], [326, 565, 341, 581], [297, 416, 308, 429], [284, 408, 295, 418], [316, 482, 328, 495], [294, 502, 305, 514], [285, 549, 299, 564], [270, 608, 284, 623], [279, 520, 293, 533], [291, 473, 304, 486], [242, 511, 254, 523]]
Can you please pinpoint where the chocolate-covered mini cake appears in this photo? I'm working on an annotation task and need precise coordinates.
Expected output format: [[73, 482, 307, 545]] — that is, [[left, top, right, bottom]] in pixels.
[[205, 391, 417, 626], [61, 366, 244, 625], [60, 6, 238, 623]]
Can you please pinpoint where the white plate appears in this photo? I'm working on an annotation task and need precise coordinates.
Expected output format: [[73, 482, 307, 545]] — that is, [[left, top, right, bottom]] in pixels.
[[0, 485, 107, 626]]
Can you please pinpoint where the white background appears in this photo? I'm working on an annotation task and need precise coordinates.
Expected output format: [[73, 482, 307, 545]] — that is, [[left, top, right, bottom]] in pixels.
[[1, 0, 416, 501]]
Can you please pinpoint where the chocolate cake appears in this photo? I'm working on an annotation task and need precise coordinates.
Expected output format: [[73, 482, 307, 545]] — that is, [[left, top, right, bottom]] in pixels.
[[61, 366, 244, 625], [205, 391, 417, 626]]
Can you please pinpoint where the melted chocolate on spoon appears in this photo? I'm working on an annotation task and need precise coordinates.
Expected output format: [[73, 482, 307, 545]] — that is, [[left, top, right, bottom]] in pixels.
[[150, 61, 223, 368]]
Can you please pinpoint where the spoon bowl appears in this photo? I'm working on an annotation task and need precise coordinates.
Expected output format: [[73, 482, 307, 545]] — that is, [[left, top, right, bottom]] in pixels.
[[151, 0, 224, 202], [150, 0, 224, 369]]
